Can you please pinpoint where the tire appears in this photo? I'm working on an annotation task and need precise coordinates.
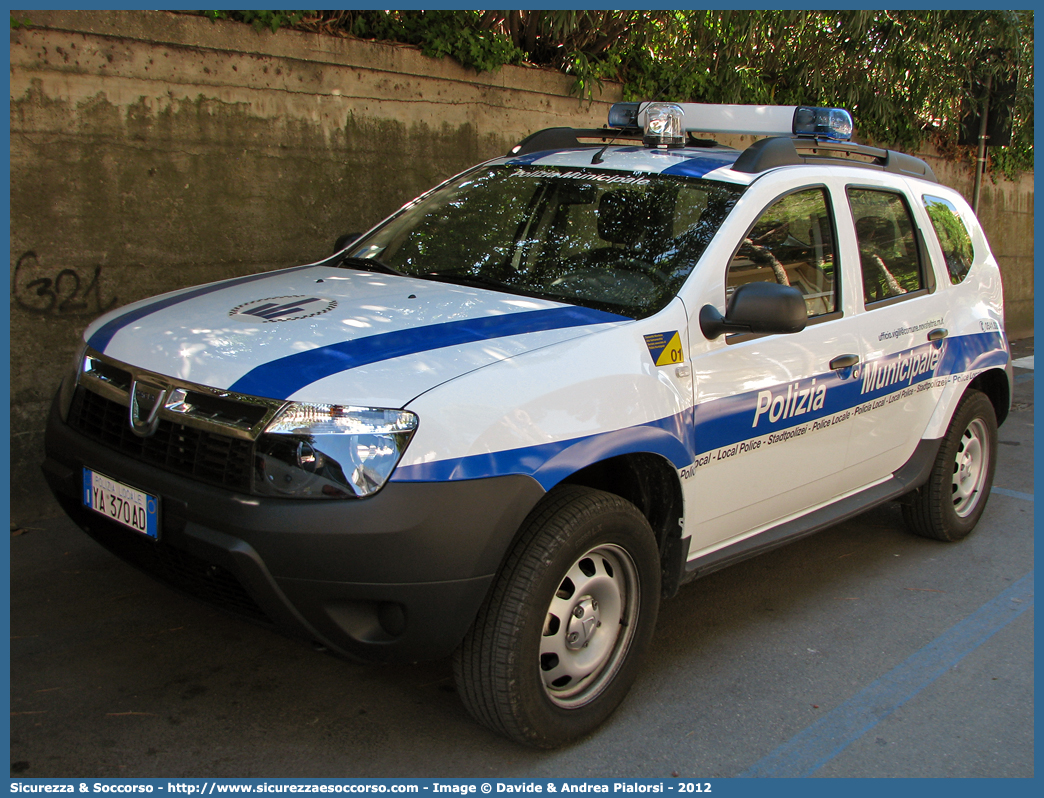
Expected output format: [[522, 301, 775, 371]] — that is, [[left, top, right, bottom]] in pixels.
[[453, 485, 661, 748], [903, 389, 998, 542]]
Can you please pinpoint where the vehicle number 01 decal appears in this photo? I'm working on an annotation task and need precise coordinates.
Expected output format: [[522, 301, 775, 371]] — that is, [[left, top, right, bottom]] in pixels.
[[644, 331, 684, 366]]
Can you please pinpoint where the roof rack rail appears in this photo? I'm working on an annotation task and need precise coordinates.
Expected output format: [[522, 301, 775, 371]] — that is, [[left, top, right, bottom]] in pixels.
[[733, 137, 937, 182], [509, 127, 642, 157]]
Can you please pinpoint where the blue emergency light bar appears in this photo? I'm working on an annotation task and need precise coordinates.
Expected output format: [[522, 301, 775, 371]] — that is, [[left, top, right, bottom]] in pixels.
[[609, 102, 854, 145], [792, 106, 854, 140]]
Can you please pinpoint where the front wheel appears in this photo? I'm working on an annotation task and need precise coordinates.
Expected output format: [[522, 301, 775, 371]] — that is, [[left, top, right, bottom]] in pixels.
[[453, 486, 661, 748], [903, 389, 998, 541]]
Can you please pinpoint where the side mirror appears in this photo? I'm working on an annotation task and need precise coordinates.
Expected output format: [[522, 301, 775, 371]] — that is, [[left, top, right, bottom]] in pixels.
[[333, 232, 362, 254], [699, 281, 807, 340]]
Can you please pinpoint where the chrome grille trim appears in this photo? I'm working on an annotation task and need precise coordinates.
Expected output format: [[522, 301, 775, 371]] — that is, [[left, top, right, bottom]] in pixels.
[[78, 348, 286, 442]]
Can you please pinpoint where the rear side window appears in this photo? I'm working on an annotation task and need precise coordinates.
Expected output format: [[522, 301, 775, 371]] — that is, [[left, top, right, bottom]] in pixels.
[[726, 187, 837, 317], [923, 195, 974, 284], [848, 188, 923, 305]]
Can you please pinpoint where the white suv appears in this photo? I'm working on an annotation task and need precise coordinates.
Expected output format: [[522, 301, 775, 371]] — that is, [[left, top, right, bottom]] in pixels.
[[44, 102, 1011, 747]]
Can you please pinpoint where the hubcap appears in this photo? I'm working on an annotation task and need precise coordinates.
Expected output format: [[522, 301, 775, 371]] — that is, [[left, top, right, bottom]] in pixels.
[[539, 544, 640, 708], [952, 418, 989, 518]]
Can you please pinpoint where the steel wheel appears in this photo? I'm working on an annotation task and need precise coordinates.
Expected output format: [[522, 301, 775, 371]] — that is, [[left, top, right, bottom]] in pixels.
[[539, 543, 640, 708], [453, 486, 660, 748], [952, 418, 990, 518], [903, 389, 998, 542]]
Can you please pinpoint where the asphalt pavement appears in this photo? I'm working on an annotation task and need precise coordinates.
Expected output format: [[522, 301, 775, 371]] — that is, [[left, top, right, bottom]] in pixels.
[[9, 338, 1034, 778]]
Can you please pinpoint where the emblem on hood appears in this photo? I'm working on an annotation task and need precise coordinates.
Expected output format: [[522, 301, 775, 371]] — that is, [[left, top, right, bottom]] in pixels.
[[129, 379, 169, 437], [229, 296, 337, 323]]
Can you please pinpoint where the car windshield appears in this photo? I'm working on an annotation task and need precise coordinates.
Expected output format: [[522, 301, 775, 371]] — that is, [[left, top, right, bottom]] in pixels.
[[343, 164, 743, 319]]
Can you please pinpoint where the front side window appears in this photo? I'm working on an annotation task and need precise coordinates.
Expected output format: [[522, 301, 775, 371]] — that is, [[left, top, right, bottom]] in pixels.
[[923, 195, 974, 284], [345, 165, 743, 319], [848, 188, 924, 305], [726, 187, 837, 317]]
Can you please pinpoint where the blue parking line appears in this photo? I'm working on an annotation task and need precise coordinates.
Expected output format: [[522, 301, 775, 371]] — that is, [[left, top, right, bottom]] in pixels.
[[1014, 372, 1033, 383], [992, 487, 1034, 502], [738, 571, 1034, 778]]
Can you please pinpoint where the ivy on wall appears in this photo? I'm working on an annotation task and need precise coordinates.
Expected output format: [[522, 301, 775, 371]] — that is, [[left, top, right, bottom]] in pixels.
[[155, 11, 1039, 178]]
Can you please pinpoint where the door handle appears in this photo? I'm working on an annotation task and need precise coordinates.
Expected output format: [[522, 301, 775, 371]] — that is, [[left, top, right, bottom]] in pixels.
[[830, 354, 859, 370], [927, 327, 948, 342]]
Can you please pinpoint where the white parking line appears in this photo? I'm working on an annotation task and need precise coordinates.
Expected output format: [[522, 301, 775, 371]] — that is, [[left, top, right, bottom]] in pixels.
[[1011, 355, 1034, 369]]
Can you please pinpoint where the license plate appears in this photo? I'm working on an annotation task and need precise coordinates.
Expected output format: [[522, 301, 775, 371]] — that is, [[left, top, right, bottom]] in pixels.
[[83, 468, 159, 539]]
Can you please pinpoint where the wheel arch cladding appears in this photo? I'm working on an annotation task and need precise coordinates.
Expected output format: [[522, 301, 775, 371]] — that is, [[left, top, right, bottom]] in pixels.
[[559, 451, 687, 598], [970, 367, 1011, 426]]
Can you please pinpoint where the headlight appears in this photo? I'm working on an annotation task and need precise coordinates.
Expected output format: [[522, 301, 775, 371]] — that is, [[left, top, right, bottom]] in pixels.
[[255, 403, 418, 499]]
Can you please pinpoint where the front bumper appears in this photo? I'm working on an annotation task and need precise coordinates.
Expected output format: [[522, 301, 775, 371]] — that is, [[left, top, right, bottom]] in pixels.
[[43, 395, 545, 662]]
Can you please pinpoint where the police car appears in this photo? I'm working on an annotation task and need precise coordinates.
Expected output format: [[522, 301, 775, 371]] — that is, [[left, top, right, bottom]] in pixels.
[[43, 102, 1011, 748]]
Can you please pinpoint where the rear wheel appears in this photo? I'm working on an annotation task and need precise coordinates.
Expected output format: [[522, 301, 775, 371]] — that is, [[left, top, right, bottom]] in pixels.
[[453, 486, 660, 748], [903, 389, 998, 541]]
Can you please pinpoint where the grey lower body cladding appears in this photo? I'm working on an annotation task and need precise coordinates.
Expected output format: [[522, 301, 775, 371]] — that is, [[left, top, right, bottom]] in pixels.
[[42, 392, 545, 663]]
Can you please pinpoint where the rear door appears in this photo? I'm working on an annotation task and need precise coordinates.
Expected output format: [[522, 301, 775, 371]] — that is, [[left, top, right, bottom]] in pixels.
[[838, 177, 951, 484]]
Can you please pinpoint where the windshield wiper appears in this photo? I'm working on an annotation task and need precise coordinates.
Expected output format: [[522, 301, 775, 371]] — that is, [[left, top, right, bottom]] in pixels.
[[420, 271, 547, 298], [423, 271, 506, 289], [337, 256, 407, 277], [422, 271, 639, 319]]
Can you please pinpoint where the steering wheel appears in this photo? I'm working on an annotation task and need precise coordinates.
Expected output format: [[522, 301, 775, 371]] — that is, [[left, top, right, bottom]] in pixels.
[[567, 248, 671, 287], [612, 256, 671, 287]]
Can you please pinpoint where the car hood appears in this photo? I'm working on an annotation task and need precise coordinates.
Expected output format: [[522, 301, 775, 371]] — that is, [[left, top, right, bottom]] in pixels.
[[84, 264, 629, 407]]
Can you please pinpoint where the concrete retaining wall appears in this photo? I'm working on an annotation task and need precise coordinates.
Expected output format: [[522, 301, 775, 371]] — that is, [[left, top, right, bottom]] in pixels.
[[8, 10, 1034, 524], [9, 10, 620, 523]]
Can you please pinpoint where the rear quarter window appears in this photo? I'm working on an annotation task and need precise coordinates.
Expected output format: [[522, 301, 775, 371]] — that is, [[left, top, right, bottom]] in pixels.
[[923, 195, 975, 284]]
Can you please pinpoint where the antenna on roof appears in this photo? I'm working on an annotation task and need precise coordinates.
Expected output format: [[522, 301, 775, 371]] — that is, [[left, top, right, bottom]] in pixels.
[[591, 101, 650, 165]]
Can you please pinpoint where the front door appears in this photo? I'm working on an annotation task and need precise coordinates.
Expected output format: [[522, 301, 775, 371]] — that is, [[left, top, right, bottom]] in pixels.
[[681, 183, 863, 557]]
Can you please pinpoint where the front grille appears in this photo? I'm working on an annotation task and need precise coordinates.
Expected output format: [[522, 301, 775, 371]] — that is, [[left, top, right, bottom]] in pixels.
[[69, 386, 254, 492], [82, 511, 271, 625], [176, 390, 269, 429]]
